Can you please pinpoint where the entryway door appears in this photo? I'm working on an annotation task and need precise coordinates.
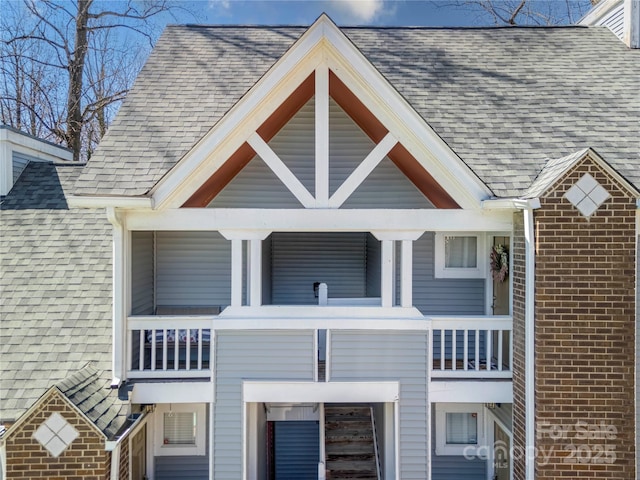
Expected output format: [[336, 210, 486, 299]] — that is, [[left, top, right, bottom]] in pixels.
[[130, 424, 147, 480], [272, 421, 319, 480], [493, 422, 511, 480]]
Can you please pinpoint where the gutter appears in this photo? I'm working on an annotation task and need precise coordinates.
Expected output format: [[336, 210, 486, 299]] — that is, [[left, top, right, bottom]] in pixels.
[[483, 197, 540, 480], [105, 412, 146, 480]]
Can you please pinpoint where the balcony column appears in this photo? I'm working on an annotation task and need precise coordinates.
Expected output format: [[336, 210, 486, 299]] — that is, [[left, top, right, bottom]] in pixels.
[[381, 240, 395, 307], [231, 239, 243, 307], [372, 231, 422, 309], [400, 240, 413, 308], [220, 230, 270, 308], [248, 239, 262, 306]]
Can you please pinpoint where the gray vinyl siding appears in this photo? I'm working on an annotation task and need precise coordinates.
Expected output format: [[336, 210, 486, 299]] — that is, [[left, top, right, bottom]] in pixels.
[[262, 235, 273, 305], [155, 231, 231, 308], [329, 330, 429, 480], [12, 152, 32, 183], [414, 232, 485, 315], [213, 330, 315, 480], [131, 231, 154, 315], [271, 232, 367, 304], [431, 405, 486, 480], [366, 233, 381, 297], [209, 98, 432, 209], [155, 456, 209, 480]]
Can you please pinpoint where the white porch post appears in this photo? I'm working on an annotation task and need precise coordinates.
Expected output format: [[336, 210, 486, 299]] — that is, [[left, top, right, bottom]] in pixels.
[[401, 239, 413, 308], [231, 239, 243, 307], [381, 240, 395, 307], [249, 239, 262, 306]]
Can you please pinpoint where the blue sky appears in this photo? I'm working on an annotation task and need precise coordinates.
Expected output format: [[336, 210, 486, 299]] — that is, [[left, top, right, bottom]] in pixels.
[[185, 0, 592, 27]]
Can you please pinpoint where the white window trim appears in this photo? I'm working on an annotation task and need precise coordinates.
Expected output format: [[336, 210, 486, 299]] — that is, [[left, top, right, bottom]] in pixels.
[[434, 232, 487, 278], [435, 403, 486, 456], [154, 403, 206, 456]]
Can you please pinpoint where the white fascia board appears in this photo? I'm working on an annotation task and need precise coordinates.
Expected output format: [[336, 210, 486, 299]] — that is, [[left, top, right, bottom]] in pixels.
[[67, 195, 153, 209], [152, 25, 327, 209], [0, 127, 73, 162], [321, 31, 490, 208], [430, 381, 513, 403], [130, 381, 214, 404], [124, 208, 513, 232], [482, 198, 541, 210], [243, 381, 399, 403]]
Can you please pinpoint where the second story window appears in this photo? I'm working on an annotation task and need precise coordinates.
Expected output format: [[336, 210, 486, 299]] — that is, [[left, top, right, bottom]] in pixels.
[[434, 233, 486, 279]]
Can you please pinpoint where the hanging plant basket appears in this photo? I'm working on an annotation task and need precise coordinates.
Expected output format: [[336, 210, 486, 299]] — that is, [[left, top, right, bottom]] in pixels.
[[490, 244, 509, 283]]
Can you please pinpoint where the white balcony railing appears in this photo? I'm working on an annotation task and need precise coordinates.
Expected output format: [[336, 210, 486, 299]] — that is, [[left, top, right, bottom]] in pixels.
[[125, 314, 512, 381], [127, 316, 214, 379], [430, 317, 513, 379]]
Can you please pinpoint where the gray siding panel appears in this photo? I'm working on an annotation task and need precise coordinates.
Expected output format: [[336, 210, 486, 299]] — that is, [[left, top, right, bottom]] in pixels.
[[209, 98, 432, 209], [431, 455, 486, 480], [213, 331, 315, 480], [12, 152, 32, 183], [271, 232, 367, 304], [155, 456, 209, 480], [131, 231, 154, 315], [155, 231, 231, 308], [414, 233, 485, 315], [330, 331, 429, 480]]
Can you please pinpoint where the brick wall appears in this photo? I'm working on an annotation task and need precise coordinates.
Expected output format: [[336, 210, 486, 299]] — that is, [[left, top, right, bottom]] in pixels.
[[5, 388, 110, 479], [533, 157, 636, 479], [511, 211, 527, 480]]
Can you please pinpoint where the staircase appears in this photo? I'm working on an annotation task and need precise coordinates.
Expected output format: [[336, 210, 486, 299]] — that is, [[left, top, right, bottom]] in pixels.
[[324, 404, 379, 480]]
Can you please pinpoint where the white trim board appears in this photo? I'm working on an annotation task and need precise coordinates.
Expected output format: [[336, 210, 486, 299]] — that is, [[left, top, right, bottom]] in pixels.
[[124, 208, 513, 232], [243, 381, 400, 403], [130, 382, 214, 404]]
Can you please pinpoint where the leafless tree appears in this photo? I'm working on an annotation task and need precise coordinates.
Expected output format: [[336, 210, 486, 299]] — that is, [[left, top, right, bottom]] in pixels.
[[455, 0, 596, 26], [1, 0, 191, 161]]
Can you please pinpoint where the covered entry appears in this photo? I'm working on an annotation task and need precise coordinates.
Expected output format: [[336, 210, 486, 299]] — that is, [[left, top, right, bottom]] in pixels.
[[265, 404, 320, 480]]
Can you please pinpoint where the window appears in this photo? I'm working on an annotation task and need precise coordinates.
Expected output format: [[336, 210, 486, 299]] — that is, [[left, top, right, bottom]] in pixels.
[[434, 233, 486, 278], [154, 403, 206, 456], [435, 403, 485, 456], [163, 412, 196, 445]]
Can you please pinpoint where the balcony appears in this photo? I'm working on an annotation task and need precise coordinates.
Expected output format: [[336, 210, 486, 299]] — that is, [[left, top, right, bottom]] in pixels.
[[125, 313, 512, 382]]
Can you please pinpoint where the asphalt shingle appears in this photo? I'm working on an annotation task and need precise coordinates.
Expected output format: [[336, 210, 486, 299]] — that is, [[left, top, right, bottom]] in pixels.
[[74, 24, 640, 198], [1, 163, 114, 424]]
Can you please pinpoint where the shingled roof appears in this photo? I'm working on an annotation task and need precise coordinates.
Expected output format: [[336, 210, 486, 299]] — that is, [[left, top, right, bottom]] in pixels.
[[74, 24, 640, 198], [56, 364, 128, 439], [0, 162, 114, 424]]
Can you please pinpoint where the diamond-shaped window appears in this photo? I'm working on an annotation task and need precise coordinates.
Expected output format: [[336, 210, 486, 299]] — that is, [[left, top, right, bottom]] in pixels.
[[33, 412, 79, 457], [564, 173, 610, 217]]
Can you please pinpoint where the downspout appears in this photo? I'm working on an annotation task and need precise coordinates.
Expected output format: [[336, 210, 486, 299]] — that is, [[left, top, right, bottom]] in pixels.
[[521, 199, 539, 480], [107, 207, 125, 387]]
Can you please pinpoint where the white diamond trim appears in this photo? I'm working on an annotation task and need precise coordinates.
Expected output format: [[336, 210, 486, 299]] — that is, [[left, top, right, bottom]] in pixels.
[[563, 173, 610, 217], [33, 413, 79, 458]]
